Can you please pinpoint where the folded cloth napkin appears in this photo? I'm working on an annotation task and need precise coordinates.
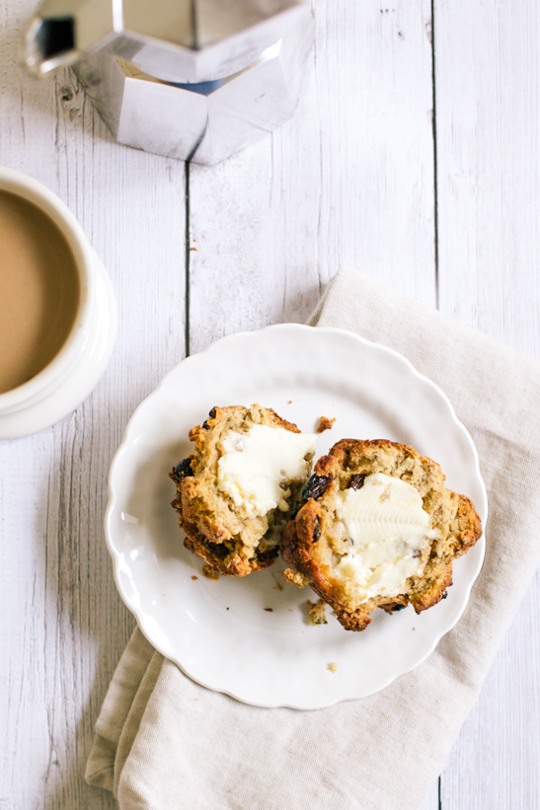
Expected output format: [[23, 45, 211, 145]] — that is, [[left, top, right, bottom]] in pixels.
[[86, 266, 540, 810]]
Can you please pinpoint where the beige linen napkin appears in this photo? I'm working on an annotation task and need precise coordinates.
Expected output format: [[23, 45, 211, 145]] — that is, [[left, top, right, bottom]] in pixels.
[[86, 266, 540, 810]]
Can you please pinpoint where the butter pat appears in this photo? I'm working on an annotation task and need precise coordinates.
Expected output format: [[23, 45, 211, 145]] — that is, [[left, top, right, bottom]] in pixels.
[[217, 424, 316, 517], [335, 473, 438, 602]]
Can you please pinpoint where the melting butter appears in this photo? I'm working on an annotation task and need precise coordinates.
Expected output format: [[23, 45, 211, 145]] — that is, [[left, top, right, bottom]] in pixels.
[[335, 473, 438, 602], [217, 424, 316, 517]]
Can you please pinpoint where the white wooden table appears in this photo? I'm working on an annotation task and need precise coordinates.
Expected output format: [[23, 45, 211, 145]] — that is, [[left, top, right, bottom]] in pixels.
[[2, 1, 539, 808]]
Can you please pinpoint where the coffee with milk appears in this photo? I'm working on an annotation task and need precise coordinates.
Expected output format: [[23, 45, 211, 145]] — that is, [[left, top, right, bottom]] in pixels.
[[0, 190, 80, 394]]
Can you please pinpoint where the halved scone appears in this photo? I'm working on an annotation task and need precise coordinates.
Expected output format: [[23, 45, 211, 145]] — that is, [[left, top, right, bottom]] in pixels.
[[170, 404, 317, 577], [281, 439, 482, 630]]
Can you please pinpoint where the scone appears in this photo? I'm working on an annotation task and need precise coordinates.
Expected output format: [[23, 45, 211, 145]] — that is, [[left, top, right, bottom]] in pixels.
[[281, 438, 482, 630], [170, 404, 317, 577]]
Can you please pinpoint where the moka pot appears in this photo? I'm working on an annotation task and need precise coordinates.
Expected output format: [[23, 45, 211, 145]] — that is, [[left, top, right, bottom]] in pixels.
[[22, 0, 315, 165]]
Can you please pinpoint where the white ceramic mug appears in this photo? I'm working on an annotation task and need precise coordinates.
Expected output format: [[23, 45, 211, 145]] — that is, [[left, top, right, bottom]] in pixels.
[[0, 167, 116, 439]]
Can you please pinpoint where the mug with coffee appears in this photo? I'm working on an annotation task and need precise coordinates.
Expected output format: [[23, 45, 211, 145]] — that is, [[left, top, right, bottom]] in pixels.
[[0, 167, 116, 439]]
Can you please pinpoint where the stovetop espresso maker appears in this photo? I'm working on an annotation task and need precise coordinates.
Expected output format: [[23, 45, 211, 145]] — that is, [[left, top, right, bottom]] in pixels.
[[23, 0, 314, 165]]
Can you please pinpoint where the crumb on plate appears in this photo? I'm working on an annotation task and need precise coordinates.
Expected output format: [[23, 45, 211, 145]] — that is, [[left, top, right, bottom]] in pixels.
[[316, 415, 336, 433]]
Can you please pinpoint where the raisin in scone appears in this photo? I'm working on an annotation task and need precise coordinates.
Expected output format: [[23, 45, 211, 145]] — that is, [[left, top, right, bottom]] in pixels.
[[170, 404, 317, 577], [281, 438, 482, 630]]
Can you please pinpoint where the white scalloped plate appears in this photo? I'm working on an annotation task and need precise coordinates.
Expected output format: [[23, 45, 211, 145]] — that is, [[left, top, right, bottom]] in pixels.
[[105, 324, 487, 709]]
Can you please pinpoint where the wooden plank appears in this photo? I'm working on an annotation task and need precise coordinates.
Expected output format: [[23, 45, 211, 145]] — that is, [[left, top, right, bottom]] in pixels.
[[186, 2, 439, 802], [441, 581, 540, 809], [435, 0, 540, 357], [434, 0, 540, 806], [188, 0, 438, 358], [0, 3, 187, 806], [186, 5, 440, 802]]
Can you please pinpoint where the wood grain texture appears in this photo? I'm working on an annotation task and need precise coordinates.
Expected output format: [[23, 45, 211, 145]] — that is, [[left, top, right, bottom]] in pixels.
[[434, 0, 540, 806], [188, 0, 437, 359], [0, 3, 186, 808], [1, 0, 539, 806], [435, 0, 540, 357]]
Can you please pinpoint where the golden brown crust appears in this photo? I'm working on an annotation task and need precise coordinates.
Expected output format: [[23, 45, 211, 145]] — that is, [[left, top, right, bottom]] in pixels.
[[170, 404, 313, 577], [307, 598, 328, 625], [284, 567, 310, 588], [281, 439, 482, 631]]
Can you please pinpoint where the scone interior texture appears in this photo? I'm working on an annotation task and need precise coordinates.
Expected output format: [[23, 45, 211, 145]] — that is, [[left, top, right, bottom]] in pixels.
[[281, 439, 482, 630], [170, 404, 317, 576]]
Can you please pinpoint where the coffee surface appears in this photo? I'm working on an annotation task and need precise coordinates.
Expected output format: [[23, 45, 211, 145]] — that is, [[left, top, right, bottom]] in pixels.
[[0, 190, 80, 394]]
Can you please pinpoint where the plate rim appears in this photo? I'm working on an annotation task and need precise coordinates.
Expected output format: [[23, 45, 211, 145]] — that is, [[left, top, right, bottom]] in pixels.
[[104, 323, 488, 709]]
